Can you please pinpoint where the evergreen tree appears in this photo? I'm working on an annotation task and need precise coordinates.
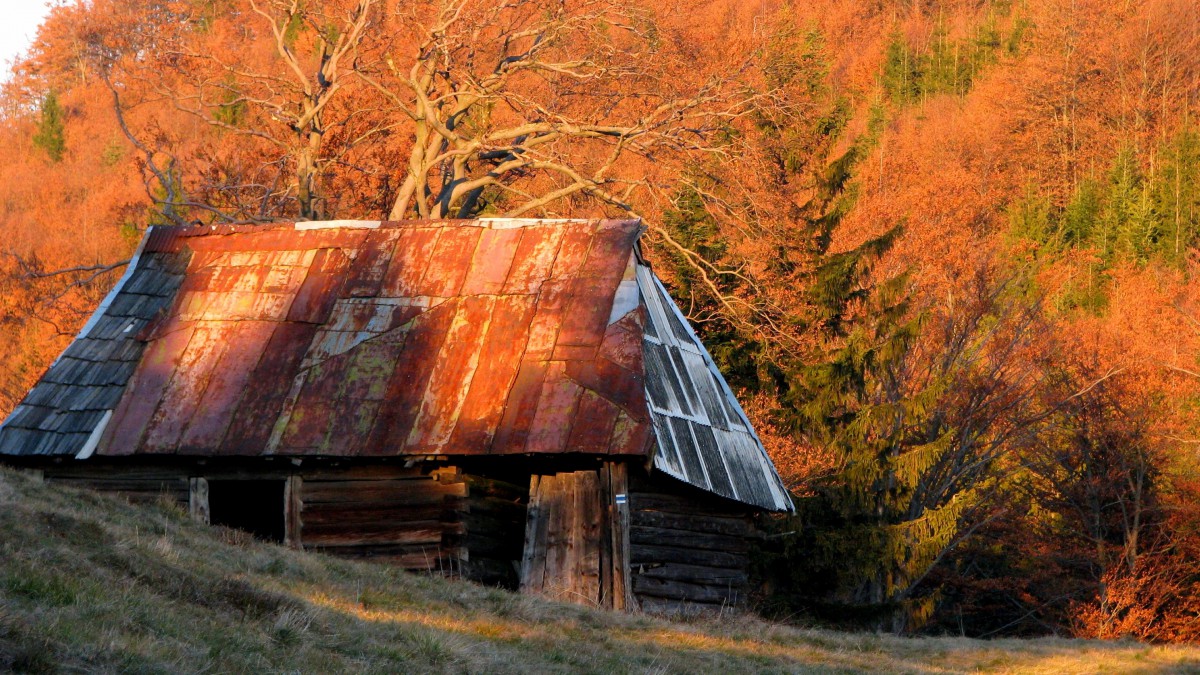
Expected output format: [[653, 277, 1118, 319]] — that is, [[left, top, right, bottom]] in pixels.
[[32, 91, 66, 163], [1152, 126, 1200, 266], [776, 261, 1042, 632], [1099, 146, 1156, 262], [882, 29, 920, 104], [1062, 178, 1101, 248]]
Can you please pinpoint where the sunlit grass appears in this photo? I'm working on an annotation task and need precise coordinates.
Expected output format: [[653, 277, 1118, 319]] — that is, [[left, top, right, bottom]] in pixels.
[[0, 465, 1198, 673]]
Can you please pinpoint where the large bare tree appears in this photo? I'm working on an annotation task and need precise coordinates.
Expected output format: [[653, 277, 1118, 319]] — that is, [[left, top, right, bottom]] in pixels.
[[101, 0, 757, 225], [358, 0, 752, 220]]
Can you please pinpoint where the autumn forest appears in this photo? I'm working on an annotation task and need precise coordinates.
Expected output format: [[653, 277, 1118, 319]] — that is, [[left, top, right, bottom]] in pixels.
[[2, 0, 1200, 642]]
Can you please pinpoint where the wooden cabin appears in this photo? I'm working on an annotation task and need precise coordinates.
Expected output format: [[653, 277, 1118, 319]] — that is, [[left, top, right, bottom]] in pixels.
[[0, 218, 793, 613]]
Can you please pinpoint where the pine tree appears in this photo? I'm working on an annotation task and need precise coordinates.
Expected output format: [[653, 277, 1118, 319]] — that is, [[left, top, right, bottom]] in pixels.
[[1100, 146, 1156, 262], [1152, 126, 1200, 266], [32, 91, 66, 163], [882, 29, 920, 105], [766, 207, 1049, 631]]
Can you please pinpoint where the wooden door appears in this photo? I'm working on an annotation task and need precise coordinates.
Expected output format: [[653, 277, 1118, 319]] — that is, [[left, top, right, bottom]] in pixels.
[[519, 463, 631, 609]]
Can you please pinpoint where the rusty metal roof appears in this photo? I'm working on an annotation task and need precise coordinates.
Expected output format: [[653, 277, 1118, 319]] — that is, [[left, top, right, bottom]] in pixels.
[[0, 218, 792, 511]]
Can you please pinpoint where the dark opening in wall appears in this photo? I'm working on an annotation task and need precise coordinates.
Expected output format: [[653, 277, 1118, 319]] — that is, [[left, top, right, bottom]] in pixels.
[[207, 479, 286, 543]]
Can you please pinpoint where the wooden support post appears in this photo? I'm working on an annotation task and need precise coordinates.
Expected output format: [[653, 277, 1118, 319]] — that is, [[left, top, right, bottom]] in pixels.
[[284, 475, 303, 550], [188, 477, 210, 525], [520, 475, 548, 594], [605, 462, 633, 610]]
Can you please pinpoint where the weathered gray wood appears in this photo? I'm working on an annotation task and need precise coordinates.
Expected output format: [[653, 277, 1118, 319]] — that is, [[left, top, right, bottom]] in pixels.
[[629, 525, 750, 553], [301, 519, 465, 538], [302, 523, 449, 547], [543, 474, 569, 598], [636, 562, 748, 585], [630, 544, 747, 569], [600, 467, 614, 607], [189, 477, 210, 525], [303, 503, 459, 526], [301, 479, 466, 504], [632, 575, 743, 604], [600, 461, 633, 611], [284, 475, 302, 550], [631, 509, 752, 537], [520, 470, 613, 605], [626, 468, 761, 610], [519, 475, 548, 593], [46, 475, 189, 505], [291, 468, 470, 571], [630, 492, 752, 520], [613, 463, 633, 610], [576, 469, 601, 604]]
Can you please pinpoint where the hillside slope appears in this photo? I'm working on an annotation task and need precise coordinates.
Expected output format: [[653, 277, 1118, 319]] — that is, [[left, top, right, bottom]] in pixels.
[[0, 468, 1197, 674]]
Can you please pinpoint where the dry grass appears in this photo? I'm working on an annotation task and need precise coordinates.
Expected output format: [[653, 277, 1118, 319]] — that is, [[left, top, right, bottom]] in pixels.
[[1, 467, 1198, 674]]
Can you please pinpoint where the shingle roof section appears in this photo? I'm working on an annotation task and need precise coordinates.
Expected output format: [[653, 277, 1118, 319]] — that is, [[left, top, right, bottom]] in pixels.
[[636, 266, 793, 512], [0, 218, 793, 511], [0, 241, 186, 458]]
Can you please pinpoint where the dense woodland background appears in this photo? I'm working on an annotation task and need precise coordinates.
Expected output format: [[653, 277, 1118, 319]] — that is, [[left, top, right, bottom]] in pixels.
[[2, 0, 1200, 641]]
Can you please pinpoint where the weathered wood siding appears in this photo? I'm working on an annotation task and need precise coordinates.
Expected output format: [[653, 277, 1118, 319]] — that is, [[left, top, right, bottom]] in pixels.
[[38, 462, 481, 575], [43, 466, 189, 507], [298, 466, 467, 572], [34, 460, 721, 613], [519, 463, 631, 608], [628, 470, 757, 614]]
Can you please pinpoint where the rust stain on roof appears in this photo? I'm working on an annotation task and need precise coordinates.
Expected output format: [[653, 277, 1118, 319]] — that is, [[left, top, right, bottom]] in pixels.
[[0, 217, 795, 510], [95, 219, 651, 458]]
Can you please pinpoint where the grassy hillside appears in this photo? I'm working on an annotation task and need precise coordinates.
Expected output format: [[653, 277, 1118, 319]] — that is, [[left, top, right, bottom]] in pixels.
[[0, 467, 1198, 674]]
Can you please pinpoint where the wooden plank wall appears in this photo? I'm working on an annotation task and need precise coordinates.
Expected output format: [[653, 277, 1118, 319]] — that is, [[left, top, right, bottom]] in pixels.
[[298, 466, 467, 572], [37, 463, 480, 575], [43, 466, 190, 508], [602, 462, 632, 611], [628, 471, 756, 615], [519, 463, 630, 609]]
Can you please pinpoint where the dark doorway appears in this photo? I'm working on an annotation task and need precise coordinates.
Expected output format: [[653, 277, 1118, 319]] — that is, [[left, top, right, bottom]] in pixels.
[[207, 480, 286, 543]]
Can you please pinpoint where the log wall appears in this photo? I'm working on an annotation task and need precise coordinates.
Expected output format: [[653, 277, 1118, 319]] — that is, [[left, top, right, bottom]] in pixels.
[[42, 466, 190, 507], [36, 461, 529, 581], [297, 466, 467, 572], [35, 459, 763, 616], [628, 470, 757, 615]]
